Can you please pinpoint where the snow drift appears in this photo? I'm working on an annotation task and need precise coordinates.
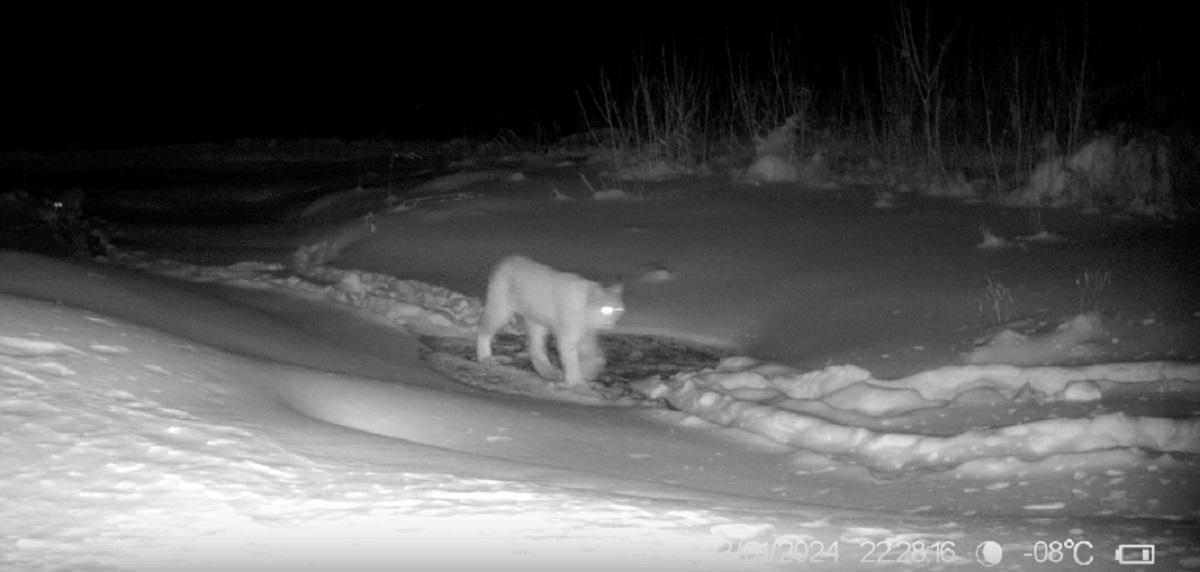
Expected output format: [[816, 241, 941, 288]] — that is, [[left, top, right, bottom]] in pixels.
[[637, 356, 1200, 473], [1009, 135, 1174, 213]]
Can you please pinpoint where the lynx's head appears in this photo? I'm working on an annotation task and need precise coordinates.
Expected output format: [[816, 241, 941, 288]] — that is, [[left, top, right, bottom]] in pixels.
[[588, 284, 625, 330]]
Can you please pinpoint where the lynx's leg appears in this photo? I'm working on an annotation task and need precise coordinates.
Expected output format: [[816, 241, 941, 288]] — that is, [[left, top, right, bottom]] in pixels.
[[526, 321, 560, 380], [577, 333, 606, 382], [556, 332, 588, 386], [476, 287, 511, 362], [476, 318, 498, 361]]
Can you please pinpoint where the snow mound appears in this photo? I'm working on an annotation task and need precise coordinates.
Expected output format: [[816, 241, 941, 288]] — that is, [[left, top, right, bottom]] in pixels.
[[743, 153, 836, 187], [872, 191, 896, 209], [744, 155, 798, 183], [962, 313, 1108, 367], [387, 191, 482, 213], [1021, 229, 1064, 243], [113, 250, 484, 337], [410, 169, 512, 193], [975, 227, 1066, 250], [1008, 134, 1174, 212], [742, 116, 837, 188], [923, 172, 978, 199], [592, 188, 635, 201], [637, 268, 675, 283], [636, 356, 1200, 472], [976, 226, 1010, 249]]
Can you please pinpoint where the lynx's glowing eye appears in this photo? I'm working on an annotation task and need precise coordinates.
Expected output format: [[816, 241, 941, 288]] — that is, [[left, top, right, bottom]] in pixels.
[[600, 306, 615, 316]]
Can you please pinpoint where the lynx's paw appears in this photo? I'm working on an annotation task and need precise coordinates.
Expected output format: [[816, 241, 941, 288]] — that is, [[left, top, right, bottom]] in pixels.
[[531, 362, 563, 381]]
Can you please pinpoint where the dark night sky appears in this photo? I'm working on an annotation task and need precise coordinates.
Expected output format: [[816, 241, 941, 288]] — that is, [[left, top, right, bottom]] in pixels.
[[3, 4, 1189, 149]]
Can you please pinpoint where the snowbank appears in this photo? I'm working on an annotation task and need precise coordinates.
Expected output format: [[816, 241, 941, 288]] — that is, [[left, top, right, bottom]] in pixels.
[[110, 249, 485, 338], [636, 356, 1200, 473], [742, 116, 837, 187], [962, 313, 1108, 366], [1009, 135, 1174, 213]]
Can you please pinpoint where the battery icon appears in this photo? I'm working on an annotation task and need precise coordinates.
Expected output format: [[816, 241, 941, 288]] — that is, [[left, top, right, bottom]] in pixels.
[[1115, 544, 1155, 565]]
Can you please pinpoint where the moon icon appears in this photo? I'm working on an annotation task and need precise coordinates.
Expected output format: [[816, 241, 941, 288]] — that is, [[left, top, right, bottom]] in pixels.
[[975, 541, 1004, 566]]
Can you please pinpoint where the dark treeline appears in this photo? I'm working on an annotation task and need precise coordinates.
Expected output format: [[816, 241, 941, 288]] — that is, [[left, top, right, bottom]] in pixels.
[[3, 4, 1190, 151], [570, 3, 1191, 175]]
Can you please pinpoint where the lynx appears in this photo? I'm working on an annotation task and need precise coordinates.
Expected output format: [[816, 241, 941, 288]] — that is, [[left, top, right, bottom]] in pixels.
[[476, 256, 624, 386]]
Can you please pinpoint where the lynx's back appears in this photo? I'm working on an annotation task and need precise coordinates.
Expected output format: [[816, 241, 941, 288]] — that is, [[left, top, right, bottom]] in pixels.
[[486, 256, 621, 329]]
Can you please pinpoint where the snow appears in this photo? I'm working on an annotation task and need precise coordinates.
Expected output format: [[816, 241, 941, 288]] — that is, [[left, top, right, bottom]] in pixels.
[[1008, 135, 1175, 213], [961, 313, 1108, 366], [636, 356, 1200, 473], [743, 117, 837, 188], [2, 150, 1199, 569], [0, 279, 767, 572]]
